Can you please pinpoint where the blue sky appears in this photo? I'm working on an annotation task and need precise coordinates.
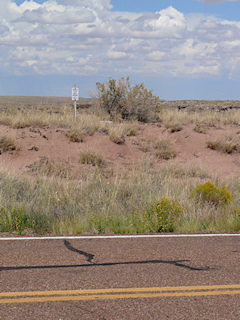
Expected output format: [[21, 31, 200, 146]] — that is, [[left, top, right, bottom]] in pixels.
[[1, 0, 240, 100]]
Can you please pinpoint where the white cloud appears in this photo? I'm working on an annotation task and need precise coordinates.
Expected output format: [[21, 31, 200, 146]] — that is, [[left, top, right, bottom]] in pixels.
[[1, 0, 240, 79]]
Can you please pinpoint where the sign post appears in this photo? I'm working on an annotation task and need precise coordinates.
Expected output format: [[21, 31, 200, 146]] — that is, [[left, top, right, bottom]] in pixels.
[[72, 85, 79, 121]]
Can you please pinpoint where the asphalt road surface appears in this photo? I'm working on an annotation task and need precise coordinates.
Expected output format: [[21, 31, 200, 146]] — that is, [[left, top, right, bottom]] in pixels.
[[0, 235, 239, 319]]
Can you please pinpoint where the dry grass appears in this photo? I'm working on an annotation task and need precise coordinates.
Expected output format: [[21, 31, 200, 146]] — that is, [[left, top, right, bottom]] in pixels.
[[0, 134, 19, 152], [0, 97, 240, 235], [0, 158, 239, 235], [66, 127, 86, 142], [207, 135, 240, 154], [78, 149, 106, 167], [108, 122, 138, 144], [27, 157, 72, 179], [138, 139, 151, 153], [155, 139, 178, 160], [194, 122, 208, 134], [165, 121, 183, 133]]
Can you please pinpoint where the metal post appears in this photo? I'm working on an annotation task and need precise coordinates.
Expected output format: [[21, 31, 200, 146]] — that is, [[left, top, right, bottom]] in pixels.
[[72, 84, 79, 122], [74, 100, 77, 121]]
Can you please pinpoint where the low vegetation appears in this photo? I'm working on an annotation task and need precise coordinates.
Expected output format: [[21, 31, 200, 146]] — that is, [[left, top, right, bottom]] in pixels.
[[155, 139, 178, 160], [78, 149, 106, 167], [0, 134, 18, 152], [207, 136, 240, 154], [0, 159, 239, 235], [27, 157, 72, 179], [0, 91, 240, 235]]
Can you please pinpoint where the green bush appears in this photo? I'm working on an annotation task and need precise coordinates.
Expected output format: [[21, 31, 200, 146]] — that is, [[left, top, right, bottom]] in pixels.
[[132, 197, 182, 233], [190, 182, 233, 206], [96, 77, 162, 122]]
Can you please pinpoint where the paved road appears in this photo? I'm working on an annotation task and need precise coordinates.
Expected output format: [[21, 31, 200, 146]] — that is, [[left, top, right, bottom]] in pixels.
[[0, 235, 239, 319]]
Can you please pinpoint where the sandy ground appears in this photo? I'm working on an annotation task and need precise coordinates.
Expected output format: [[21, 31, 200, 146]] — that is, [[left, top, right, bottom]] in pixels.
[[0, 120, 240, 180]]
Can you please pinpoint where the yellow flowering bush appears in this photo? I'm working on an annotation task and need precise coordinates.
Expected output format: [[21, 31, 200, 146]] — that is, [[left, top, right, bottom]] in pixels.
[[131, 197, 182, 233], [190, 182, 233, 206], [144, 198, 182, 232]]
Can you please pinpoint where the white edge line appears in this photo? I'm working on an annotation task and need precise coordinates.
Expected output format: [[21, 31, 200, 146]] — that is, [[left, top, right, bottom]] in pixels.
[[0, 234, 239, 240]]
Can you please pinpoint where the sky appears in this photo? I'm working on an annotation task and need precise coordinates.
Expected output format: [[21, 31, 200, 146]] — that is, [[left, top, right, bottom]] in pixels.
[[1, 0, 240, 100]]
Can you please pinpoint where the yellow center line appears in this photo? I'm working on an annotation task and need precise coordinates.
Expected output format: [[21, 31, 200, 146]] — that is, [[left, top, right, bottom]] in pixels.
[[0, 285, 240, 304], [0, 284, 239, 298], [0, 290, 240, 304]]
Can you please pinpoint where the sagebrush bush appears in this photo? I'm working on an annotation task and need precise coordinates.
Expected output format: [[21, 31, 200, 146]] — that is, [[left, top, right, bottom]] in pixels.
[[190, 182, 233, 206], [96, 77, 162, 122]]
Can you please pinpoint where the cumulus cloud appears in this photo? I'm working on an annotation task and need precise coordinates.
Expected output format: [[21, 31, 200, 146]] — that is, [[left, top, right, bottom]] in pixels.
[[0, 0, 240, 79]]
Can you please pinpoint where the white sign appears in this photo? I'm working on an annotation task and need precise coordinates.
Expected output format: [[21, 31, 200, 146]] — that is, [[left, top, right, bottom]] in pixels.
[[72, 86, 79, 100]]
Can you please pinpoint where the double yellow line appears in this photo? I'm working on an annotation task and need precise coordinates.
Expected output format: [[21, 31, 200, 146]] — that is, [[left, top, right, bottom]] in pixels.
[[1, 285, 240, 304]]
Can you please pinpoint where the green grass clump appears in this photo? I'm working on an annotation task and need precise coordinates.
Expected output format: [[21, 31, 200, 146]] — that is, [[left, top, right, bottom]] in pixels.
[[190, 182, 233, 206]]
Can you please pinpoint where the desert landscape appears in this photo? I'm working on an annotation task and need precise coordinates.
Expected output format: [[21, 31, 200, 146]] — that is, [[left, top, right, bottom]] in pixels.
[[0, 96, 239, 235]]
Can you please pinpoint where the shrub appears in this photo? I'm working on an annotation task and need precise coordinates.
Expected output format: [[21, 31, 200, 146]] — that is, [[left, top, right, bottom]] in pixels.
[[132, 197, 182, 233], [96, 77, 162, 122], [190, 182, 233, 206], [155, 139, 177, 160]]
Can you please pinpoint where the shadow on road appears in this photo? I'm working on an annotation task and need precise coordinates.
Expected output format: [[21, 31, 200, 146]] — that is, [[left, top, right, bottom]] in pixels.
[[0, 260, 211, 272], [64, 240, 95, 263], [0, 240, 212, 272]]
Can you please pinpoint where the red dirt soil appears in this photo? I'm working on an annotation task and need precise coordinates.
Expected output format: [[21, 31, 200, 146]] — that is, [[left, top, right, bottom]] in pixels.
[[0, 122, 240, 180]]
